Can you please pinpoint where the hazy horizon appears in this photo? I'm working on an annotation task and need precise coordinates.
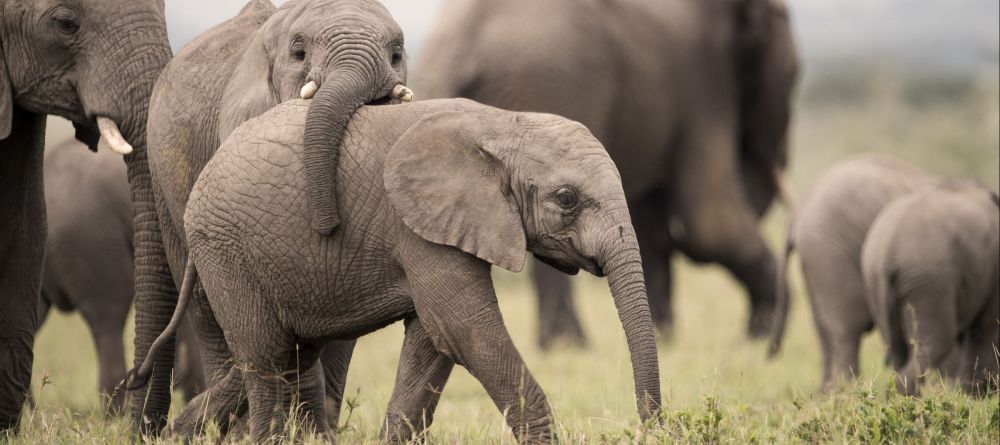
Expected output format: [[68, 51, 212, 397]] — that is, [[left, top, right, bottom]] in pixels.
[[165, 0, 999, 76]]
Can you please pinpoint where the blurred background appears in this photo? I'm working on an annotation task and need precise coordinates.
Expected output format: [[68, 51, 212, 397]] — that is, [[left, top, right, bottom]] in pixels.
[[47, 0, 1000, 187], [31, 0, 999, 441]]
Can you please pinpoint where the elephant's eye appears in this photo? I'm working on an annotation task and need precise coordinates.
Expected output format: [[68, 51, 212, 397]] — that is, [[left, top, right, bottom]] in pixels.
[[555, 187, 578, 210], [52, 12, 80, 35], [290, 41, 306, 62]]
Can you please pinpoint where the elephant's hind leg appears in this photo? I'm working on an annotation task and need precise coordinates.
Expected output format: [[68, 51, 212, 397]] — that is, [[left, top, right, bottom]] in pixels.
[[960, 296, 999, 397], [799, 244, 870, 392], [169, 366, 248, 439], [631, 197, 675, 339], [91, 328, 127, 414], [895, 288, 958, 396], [675, 207, 778, 339]]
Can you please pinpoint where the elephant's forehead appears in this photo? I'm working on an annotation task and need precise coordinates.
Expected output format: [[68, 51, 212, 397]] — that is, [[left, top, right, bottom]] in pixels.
[[284, 0, 395, 27]]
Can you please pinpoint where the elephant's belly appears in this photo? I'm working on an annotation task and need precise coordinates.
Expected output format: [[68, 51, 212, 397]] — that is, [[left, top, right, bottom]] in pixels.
[[281, 264, 415, 342]]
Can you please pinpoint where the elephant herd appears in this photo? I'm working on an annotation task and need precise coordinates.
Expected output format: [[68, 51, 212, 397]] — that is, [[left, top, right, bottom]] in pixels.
[[0, 0, 995, 443]]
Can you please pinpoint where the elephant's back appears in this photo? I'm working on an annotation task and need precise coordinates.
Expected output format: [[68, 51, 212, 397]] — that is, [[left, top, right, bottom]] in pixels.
[[148, 1, 274, 237], [796, 154, 935, 256]]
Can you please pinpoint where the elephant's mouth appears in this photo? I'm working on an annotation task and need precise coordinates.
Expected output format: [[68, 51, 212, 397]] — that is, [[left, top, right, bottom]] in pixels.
[[369, 95, 395, 106], [537, 255, 604, 277]]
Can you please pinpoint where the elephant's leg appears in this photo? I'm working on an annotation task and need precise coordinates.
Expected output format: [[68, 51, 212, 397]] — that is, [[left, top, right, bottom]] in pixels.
[[245, 367, 286, 443], [532, 259, 587, 349], [403, 248, 552, 444], [91, 328, 127, 414], [169, 366, 248, 439], [188, 284, 235, 386], [630, 199, 674, 338], [174, 318, 206, 402], [291, 358, 329, 439], [382, 317, 455, 443], [670, 116, 778, 339], [0, 113, 46, 432], [895, 290, 958, 396], [675, 210, 778, 338], [799, 246, 871, 391], [320, 339, 355, 430], [960, 297, 999, 397]]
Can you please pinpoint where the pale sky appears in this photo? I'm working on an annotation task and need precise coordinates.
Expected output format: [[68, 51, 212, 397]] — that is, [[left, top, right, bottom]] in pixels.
[[164, 0, 999, 73]]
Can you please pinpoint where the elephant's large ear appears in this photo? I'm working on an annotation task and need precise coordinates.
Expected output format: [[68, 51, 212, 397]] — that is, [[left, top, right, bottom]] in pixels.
[[385, 111, 526, 272], [217, 13, 282, 141], [1, 51, 12, 140]]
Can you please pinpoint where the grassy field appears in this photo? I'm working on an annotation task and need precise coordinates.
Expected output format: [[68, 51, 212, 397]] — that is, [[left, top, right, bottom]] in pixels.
[[14, 70, 1000, 443]]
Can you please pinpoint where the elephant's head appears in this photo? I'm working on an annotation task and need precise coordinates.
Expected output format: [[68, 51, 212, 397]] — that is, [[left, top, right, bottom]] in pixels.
[[385, 109, 662, 421], [0, 0, 171, 153], [219, 0, 410, 235]]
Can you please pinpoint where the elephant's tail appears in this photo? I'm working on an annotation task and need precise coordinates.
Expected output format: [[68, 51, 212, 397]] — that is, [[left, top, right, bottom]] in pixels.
[[124, 258, 197, 391], [767, 216, 796, 359]]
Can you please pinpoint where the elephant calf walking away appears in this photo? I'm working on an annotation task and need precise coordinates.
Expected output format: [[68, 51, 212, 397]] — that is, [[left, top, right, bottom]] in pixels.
[[136, 99, 661, 443], [768, 154, 941, 391], [861, 182, 999, 396]]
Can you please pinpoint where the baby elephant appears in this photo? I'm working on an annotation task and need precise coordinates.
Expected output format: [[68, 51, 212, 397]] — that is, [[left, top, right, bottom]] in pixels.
[[862, 182, 999, 396], [140, 98, 661, 442]]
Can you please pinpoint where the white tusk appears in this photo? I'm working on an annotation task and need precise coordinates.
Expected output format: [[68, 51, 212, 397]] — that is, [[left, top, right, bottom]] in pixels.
[[96, 117, 133, 155], [300, 81, 319, 99], [391, 84, 413, 102]]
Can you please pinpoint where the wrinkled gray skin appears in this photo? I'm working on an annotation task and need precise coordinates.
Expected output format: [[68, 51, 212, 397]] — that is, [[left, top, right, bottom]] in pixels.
[[768, 155, 950, 391], [862, 183, 999, 397], [40, 139, 205, 412], [172, 99, 660, 443], [135, 0, 407, 435], [415, 0, 798, 345], [0, 0, 171, 432]]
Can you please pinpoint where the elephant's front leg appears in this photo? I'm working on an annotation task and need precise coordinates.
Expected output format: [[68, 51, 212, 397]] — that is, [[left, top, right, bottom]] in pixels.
[[382, 316, 455, 443], [401, 239, 554, 444], [0, 111, 46, 431]]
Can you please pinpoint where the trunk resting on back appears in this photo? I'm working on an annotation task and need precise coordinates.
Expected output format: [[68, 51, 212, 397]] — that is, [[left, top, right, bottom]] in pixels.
[[303, 70, 377, 236]]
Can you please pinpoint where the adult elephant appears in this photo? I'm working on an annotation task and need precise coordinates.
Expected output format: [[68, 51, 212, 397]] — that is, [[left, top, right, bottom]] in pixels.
[[132, 0, 412, 436], [0, 0, 171, 432], [415, 0, 798, 346], [40, 139, 204, 413]]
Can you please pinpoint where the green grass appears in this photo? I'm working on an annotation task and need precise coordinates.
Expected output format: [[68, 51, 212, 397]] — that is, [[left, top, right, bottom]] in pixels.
[[13, 69, 1000, 443]]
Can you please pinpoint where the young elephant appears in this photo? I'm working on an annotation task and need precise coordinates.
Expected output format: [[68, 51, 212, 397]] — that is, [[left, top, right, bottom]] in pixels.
[[136, 0, 411, 432], [862, 182, 999, 396], [768, 154, 940, 391], [140, 99, 661, 442], [41, 140, 204, 412]]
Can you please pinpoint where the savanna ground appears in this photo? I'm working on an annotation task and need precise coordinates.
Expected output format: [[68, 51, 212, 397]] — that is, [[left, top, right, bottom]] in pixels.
[[14, 66, 1000, 443]]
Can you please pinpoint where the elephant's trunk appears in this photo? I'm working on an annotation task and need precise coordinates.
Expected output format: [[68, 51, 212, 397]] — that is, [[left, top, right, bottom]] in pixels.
[[600, 224, 661, 421], [303, 67, 384, 235], [113, 19, 176, 437]]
